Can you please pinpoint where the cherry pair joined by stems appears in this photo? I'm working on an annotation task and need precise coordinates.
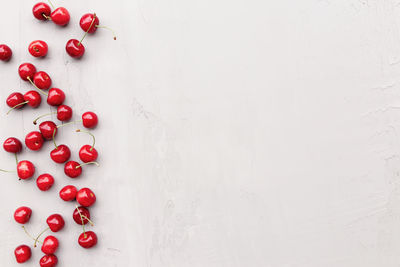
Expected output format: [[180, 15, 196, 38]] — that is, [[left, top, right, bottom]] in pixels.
[[6, 91, 41, 113], [74, 206, 97, 249], [33, 1, 70, 26], [29, 40, 48, 58], [33, 105, 73, 125], [0, 44, 12, 61]]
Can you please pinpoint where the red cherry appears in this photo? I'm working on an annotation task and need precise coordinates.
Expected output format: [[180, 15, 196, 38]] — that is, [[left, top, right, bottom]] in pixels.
[[76, 188, 96, 207], [3, 137, 22, 153], [39, 254, 58, 267], [64, 161, 82, 178], [51, 7, 70, 26], [47, 88, 65, 106], [14, 245, 31, 263], [6, 92, 25, 109], [82, 111, 98, 128], [59, 185, 77, 201], [14, 206, 32, 224], [80, 13, 99, 33], [0, 44, 12, 61], [33, 71, 52, 90], [50, 144, 71, 163], [25, 131, 44, 151], [79, 145, 98, 163], [18, 63, 36, 81], [32, 2, 51, 21], [23, 90, 42, 108], [66, 39, 85, 58], [41, 236, 59, 254], [46, 214, 65, 232], [57, 105, 72, 121], [36, 174, 54, 191], [73, 206, 91, 225], [78, 231, 97, 248], [39, 121, 57, 140], [17, 161, 35, 180], [28, 40, 48, 57]]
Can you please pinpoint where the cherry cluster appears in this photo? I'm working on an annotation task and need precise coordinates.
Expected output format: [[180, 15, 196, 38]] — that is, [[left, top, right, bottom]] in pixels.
[[0, 1, 114, 266]]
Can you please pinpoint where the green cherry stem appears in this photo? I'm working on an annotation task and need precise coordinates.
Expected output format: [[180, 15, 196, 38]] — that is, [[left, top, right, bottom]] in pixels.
[[34, 227, 49, 247], [52, 129, 58, 149], [79, 13, 97, 46], [75, 206, 87, 237], [15, 153, 18, 165], [95, 25, 117, 40], [27, 77, 48, 96], [47, 0, 55, 9], [6, 101, 29, 115], [33, 112, 57, 125], [76, 161, 99, 169], [76, 129, 96, 151], [22, 226, 43, 244]]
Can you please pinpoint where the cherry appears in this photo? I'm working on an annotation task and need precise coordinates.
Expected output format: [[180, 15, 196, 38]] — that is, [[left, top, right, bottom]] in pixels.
[[36, 174, 54, 191], [24, 91, 42, 108], [82, 111, 98, 128], [25, 131, 44, 151], [51, 7, 70, 26], [73, 206, 91, 225], [78, 231, 97, 248], [59, 185, 77, 201], [47, 88, 65, 106], [14, 245, 31, 263], [17, 160, 35, 180], [64, 161, 82, 178], [76, 188, 96, 207], [14, 207, 32, 224], [3, 137, 22, 153], [32, 2, 51, 21], [57, 105, 73, 121], [46, 214, 65, 232], [41, 236, 59, 254], [0, 44, 12, 61], [66, 39, 85, 58], [39, 254, 58, 267], [50, 144, 71, 163], [18, 63, 36, 81], [79, 13, 117, 39], [39, 121, 57, 140], [33, 71, 52, 90], [77, 129, 98, 162], [6, 92, 24, 109], [29, 40, 48, 57]]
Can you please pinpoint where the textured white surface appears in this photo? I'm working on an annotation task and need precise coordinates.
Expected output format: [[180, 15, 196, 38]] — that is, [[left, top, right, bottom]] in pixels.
[[0, 0, 399, 266]]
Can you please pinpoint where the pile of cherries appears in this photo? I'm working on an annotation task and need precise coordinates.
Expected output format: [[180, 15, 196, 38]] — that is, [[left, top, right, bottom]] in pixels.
[[0, 1, 115, 266]]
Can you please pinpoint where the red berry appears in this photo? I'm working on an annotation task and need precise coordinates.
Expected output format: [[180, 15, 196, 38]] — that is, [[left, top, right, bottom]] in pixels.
[[3, 137, 22, 153], [46, 214, 65, 232], [28, 40, 48, 57], [50, 144, 71, 163], [36, 173, 54, 191], [82, 111, 98, 128], [57, 105, 72, 121], [59, 185, 77, 201], [32, 2, 51, 21], [18, 63, 36, 81], [23, 90, 42, 108], [25, 131, 44, 151], [39, 254, 58, 267], [14, 206, 32, 224], [64, 161, 82, 178], [6, 92, 25, 109], [41, 236, 59, 254], [76, 188, 96, 207], [79, 145, 98, 163], [17, 161, 35, 180], [0, 44, 12, 61], [33, 71, 52, 90], [80, 13, 99, 33], [14, 245, 31, 263], [51, 7, 70, 26], [66, 39, 85, 58], [78, 231, 97, 248], [73, 206, 90, 225], [39, 121, 57, 140], [47, 88, 65, 106]]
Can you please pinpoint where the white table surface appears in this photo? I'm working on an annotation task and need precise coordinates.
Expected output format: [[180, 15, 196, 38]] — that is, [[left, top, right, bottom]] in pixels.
[[0, 0, 397, 266]]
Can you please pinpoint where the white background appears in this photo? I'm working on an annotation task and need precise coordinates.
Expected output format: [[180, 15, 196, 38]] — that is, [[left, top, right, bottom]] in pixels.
[[0, 0, 398, 266]]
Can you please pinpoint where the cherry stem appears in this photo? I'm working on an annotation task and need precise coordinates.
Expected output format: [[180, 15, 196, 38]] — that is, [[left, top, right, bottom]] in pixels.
[[75, 206, 87, 237], [34, 227, 49, 247], [15, 153, 18, 165], [79, 13, 97, 46], [76, 161, 99, 169], [27, 77, 48, 96], [95, 25, 117, 40], [33, 112, 57, 125], [56, 120, 82, 129], [47, 0, 55, 9], [43, 14, 51, 20], [22, 226, 43, 245], [52, 128, 58, 149], [6, 101, 29, 115], [0, 169, 15, 173], [76, 129, 96, 151]]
